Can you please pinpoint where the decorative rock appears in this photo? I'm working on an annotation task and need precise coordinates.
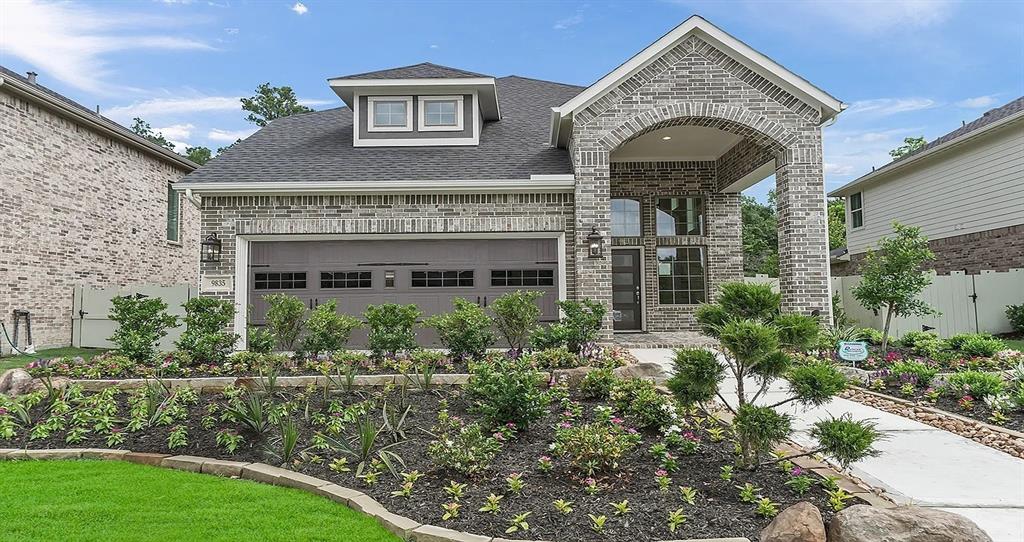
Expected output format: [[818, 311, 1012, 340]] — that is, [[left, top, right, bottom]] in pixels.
[[760, 501, 825, 542], [612, 361, 665, 380], [550, 366, 593, 387], [0, 368, 33, 396], [827, 505, 993, 542]]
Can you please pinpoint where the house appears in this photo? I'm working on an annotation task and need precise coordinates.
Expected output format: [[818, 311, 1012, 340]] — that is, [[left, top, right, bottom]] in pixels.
[[175, 15, 840, 346], [830, 96, 1024, 276], [0, 67, 199, 354]]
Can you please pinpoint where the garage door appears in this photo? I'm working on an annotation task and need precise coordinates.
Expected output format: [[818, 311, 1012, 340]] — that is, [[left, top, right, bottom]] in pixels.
[[247, 238, 560, 347]]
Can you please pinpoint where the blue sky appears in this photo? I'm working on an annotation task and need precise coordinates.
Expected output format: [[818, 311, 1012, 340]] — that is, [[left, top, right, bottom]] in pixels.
[[2, 0, 1022, 201]]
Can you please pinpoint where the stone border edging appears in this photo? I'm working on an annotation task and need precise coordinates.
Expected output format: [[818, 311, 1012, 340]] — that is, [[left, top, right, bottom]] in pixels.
[[0, 448, 748, 542], [844, 387, 1024, 459]]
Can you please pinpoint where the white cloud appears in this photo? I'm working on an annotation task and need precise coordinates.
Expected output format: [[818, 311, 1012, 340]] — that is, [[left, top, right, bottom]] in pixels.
[[845, 98, 938, 117], [0, 0, 214, 95], [224, 27, 240, 35], [155, 123, 195, 141], [824, 162, 855, 176], [104, 96, 243, 122], [429, 44, 439, 49], [799, 0, 956, 34], [298, 98, 335, 107], [207, 127, 257, 142], [291, 2, 308, 15], [553, 12, 584, 30], [956, 95, 999, 108]]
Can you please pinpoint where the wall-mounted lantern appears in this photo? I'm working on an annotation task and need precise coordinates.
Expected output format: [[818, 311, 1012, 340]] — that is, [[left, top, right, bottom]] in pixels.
[[586, 227, 604, 259], [200, 232, 222, 263]]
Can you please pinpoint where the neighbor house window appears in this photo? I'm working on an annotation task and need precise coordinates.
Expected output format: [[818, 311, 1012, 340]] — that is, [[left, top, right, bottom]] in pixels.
[[368, 96, 412, 131], [166, 184, 180, 242], [491, 269, 555, 287], [656, 247, 706, 305], [418, 96, 464, 131], [850, 192, 864, 228], [611, 198, 641, 237], [254, 272, 307, 290], [321, 271, 372, 289], [411, 270, 474, 287], [656, 197, 703, 236]]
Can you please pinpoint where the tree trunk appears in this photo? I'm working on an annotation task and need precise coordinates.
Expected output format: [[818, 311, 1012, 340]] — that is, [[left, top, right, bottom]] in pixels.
[[881, 305, 895, 354]]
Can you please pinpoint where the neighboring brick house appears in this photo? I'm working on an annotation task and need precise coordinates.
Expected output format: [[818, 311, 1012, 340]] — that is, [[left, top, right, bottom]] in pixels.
[[176, 16, 841, 346], [830, 96, 1024, 276], [0, 67, 199, 353]]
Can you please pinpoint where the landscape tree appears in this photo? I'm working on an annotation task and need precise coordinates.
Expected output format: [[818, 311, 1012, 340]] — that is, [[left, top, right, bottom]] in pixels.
[[889, 136, 926, 159], [241, 83, 313, 127], [216, 139, 242, 155], [741, 192, 778, 277], [130, 117, 174, 150], [852, 222, 937, 353], [827, 198, 846, 250], [184, 146, 212, 165]]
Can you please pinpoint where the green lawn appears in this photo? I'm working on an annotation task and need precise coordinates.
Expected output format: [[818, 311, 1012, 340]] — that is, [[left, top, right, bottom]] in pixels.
[[0, 347, 108, 372], [0, 460, 400, 542], [1005, 339, 1024, 352]]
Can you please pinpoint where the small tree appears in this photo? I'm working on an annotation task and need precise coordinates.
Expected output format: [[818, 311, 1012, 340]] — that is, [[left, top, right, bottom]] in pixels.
[[668, 282, 881, 470], [852, 222, 937, 353], [364, 303, 421, 359], [263, 294, 306, 351], [889, 136, 926, 159], [184, 146, 212, 165], [531, 299, 605, 354], [490, 290, 543, 351], [130, 117, 174, 150], [300, 300, 361, 358], [109, 294, 178, 363], [241, 83, 313, 127], [423, 298, 494, 361], [175, 297, 239, 363]]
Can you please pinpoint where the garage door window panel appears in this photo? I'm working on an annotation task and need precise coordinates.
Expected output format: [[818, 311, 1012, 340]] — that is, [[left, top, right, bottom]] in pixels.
[[490, 269, 554, 287], [321, 271, 372, 289], [411, 270, 474, 288], [254, 272, 307, 290]]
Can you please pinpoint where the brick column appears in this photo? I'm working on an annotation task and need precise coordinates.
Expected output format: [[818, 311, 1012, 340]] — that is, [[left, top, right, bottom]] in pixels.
[[775, 138, 832, 321], [573, 146, 614, 340]]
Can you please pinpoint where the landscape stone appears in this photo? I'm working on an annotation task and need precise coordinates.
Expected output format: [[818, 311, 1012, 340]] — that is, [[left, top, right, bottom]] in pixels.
[[409, 524, 491, 542], [613, 361, 665, 380], [0, 368, 33, 396], [550, 366, 593, 387], [24, 448, 83, 460], [274, 470, 332, 491], [122, 452, 170, 466], [827, 505, 993, 542], [161, 455, 207, 472], [200, 459, 250, 478], [312, 483, 366, 506], [760, 501, 825, 542], [79, 448, 131, 460]]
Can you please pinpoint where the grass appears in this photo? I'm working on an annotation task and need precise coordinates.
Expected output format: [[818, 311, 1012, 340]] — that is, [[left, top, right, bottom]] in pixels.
[[0, 347, 108, 372], [0, 460, 400, 542], [1004, 339, 1024, 352]]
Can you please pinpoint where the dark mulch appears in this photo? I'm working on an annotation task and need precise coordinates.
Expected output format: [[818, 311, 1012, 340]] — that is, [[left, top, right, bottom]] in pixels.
[[9, 388, 855, 542], [869, 384, 1024, 432]]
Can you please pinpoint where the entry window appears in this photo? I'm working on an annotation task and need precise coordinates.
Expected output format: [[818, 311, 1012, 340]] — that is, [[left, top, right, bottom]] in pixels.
[[321, 271, 372, 289], [656, 247, 705, 305], [166, 184, 180, 242], [491, 269, 555, 287], [850, 192, 864, 228], [611, 198, 641, 237], [369, 96, 412, 131], [411, 270, 474, 288], [656, 197, 703, 236], [254, 272, 307, 290]]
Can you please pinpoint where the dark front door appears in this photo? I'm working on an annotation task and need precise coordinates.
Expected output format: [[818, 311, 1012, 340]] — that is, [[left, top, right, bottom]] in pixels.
[[611, 248, 642, 331]]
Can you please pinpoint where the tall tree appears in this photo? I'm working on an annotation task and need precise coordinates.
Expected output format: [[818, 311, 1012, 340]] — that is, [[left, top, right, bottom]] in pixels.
[[889, 136, 926, 159], [240, 83, 312, 127], [852, 222, 937, 353], [216, 139, 242, 155], [184, 146, 212, 165], [741, 192, 778, 277], [827, 198, 846, 250], [130, 117, 174, 150]]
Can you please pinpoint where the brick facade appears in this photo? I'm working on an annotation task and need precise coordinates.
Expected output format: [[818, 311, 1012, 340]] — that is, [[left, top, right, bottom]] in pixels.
[[0, 87, 198, 353]]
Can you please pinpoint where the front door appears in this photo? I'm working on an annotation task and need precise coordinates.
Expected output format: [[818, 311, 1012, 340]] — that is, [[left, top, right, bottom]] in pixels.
[[611, 248, 642, 331]]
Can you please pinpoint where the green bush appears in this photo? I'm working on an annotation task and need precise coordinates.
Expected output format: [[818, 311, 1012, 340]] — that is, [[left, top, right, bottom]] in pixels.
[[530, 299, 605, 353], [364, 303, 421, 359], [897, 330, 937, 349], [466, 357, 549, 429], [859, 328, 886, 346], [947, 334, 1005, 358], [718, 282, 780, 321], [810, 415, 882, 468], [263, 294, 306, 351], [897, 331, 945, 357], [489, 290, 542, 351], [733, 404, 792, 468], [773, 313, 821, 351], [667, 348, 724, 406], [427, 408, 502, 475], [246, 327, 275, 354], [528, 347, 582, 370], [786, 360, 847, 406], [175, 297, 239, 364], [300, 300, 361, 358], [1007, 304, 1024, 334], [422, 298, 494, 361], [946, 371, 1005, 399], [108, 294, 178, 364], [580, 368, 618, 400], [610, 378, 674, 431], [889, 360, 939, 387], [552, 421, 640, 475]]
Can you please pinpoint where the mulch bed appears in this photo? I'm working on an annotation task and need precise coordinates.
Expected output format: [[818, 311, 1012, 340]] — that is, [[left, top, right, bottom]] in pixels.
[[7, 387, 854, 542], [867, 384, 1024, 432]]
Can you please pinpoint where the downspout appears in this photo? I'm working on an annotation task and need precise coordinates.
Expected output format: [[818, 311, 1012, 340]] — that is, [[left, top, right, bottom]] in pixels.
[[185, 188, 201, 208]]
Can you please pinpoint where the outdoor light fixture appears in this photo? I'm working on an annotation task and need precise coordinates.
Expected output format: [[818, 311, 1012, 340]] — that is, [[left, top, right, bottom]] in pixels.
[[586, 227, 604, 259], [661, 136, 672, 140], [200, 232, 222, 263]]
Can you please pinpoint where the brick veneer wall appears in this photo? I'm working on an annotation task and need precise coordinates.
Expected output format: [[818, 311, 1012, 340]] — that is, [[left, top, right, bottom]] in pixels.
[[0, 88, 198, 353], [198, 193, 576, 335], [610, 161, 742, 331]]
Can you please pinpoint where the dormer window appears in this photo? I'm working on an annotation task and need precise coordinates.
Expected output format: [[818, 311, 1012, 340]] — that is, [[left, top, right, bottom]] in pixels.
[[368, 96, 412, 132], [419, 96, 464, 131]]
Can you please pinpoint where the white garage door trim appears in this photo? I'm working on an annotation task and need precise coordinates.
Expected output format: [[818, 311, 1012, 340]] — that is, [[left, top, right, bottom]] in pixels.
[[232, 232, 567, 350]]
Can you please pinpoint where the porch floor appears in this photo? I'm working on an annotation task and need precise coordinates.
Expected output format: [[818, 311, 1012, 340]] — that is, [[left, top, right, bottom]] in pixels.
[[609, 331, 715, 349]]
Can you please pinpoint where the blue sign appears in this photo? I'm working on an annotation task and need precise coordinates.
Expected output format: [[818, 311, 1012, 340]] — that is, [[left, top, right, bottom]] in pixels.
[[838, 341, 869, 363]]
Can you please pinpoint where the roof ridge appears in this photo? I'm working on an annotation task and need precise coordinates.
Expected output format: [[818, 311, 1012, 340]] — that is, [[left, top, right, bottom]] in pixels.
[[330, 62, 491, 80], [500, 74, 586, 90]]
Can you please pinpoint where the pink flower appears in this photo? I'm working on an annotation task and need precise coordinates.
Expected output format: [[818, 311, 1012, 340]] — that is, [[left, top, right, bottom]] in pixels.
[[791, 467, 804, 476], [539, 455, 551, 462], [655, 469, 668, 477], [558, 422, 573, 429], [610, 417, 624, 425]]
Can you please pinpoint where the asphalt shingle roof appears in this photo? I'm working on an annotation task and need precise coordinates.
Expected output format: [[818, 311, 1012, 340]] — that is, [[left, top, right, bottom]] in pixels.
[[332, 62, 492, 80], [184, 75, 584, 184]]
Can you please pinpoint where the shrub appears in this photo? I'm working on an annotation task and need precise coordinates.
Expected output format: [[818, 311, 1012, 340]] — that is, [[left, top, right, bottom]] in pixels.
[[109, 294, 179, 364], [667, 348, 724, 406], [467, 357, 549, 429], [489, 290, 543, 351], [1007, 304, 1024, 334], [718, 282, 781, 321], [897, 330, 937, 349], [175, 297, 238, 364], [786, 360, 847, 406], [528, 347, 582, 370], [247, 326, 275, 354], [610, 378, 674, 431], [859, 328, 886, 346], [300, 300, 361, 358], [530, 299, 605, 353], [427, 408, 502, 475], [946, 371, 1005, 400], [580, 368, 618, 400], [733, 404, 792, 468], [948, 334, 1005, 358], [263, 294, 305, 351], [364, 303, 421, 359], [422, 298, 494, 361], [810, 415, 882, 468], [774, 313, 821, 351], [889, 360, 939, 388], [551, 422, 640, 474]]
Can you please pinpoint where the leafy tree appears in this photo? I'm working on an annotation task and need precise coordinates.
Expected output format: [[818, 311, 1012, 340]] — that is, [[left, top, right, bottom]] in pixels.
[[217, 139, 242, 155], [851, 222, 937, 353], [827, 198, 846, 250], [741, 192, 778, 277], [241, 83, 313, 127], [184, 146, 212, 165], [130, 117, 174, 150], [889, 136, 926, 159]]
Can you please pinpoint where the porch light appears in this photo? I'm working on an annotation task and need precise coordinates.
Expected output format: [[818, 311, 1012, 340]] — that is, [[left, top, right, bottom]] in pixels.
[[661, 136, 672, 140], [586, 227, 604, 259], [200, 232, 222, 263]]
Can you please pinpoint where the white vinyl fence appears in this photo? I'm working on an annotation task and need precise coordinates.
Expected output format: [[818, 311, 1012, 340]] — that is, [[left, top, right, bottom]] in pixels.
[[71, 284, 194, 350]]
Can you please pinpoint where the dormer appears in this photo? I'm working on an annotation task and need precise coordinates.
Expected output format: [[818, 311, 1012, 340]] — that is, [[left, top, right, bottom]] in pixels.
[[328, 62, 500, 147]]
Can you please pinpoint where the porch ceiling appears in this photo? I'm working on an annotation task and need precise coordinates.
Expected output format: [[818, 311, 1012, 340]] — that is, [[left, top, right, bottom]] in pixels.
[[610, 125, 743, 162]]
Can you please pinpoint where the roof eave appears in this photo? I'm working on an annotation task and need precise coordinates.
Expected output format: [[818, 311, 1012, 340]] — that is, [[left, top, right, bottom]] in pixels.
[[174, 176, 576, 195]]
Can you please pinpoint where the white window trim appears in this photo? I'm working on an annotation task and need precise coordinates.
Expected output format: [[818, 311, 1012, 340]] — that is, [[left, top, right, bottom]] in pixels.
[[353, 91, 480, 147], [367, 96, 413, 132], [849, 191, 864, 229], [417, 95, 464, 132]]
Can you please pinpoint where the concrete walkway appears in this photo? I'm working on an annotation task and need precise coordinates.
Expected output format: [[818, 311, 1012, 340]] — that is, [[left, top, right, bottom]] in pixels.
[[631, 348, 1024, 542]]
